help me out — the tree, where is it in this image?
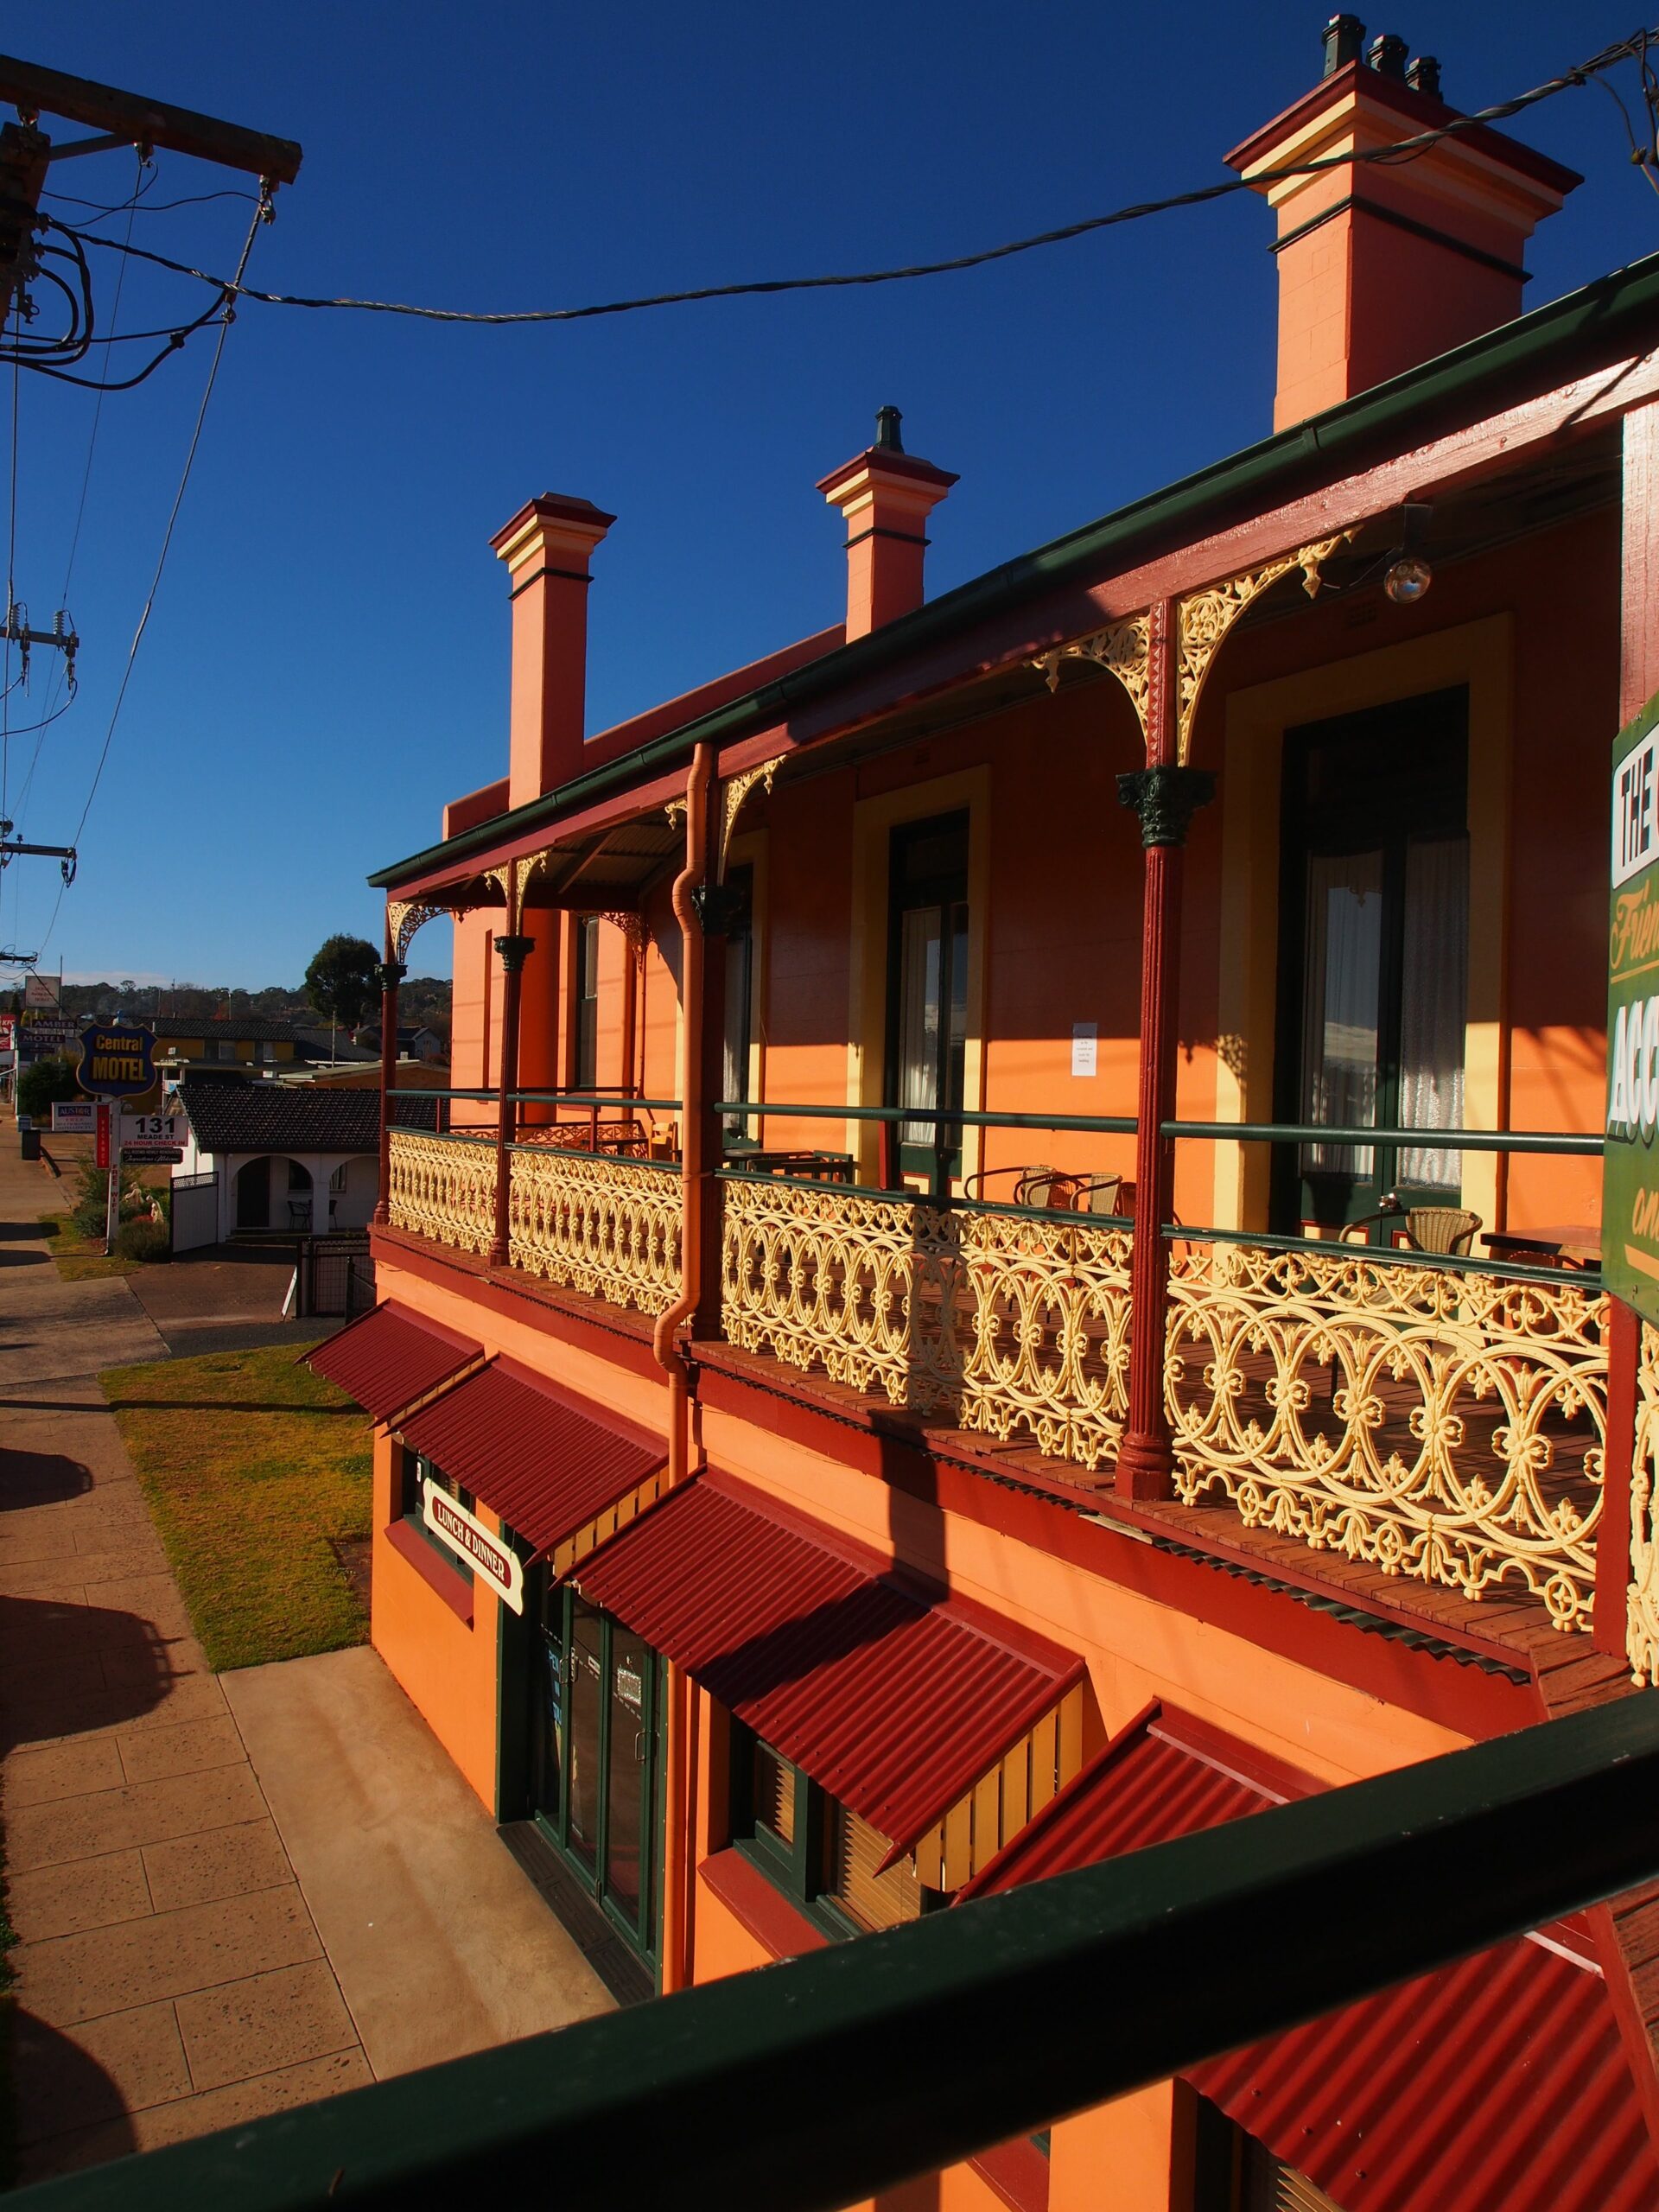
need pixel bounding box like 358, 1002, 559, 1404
16, 1053, 81, 1119
304, 934, 381, 1038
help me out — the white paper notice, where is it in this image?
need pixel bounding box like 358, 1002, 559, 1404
1071, 1022, 1098, 1077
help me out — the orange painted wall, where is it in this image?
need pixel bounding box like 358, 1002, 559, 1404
368, 1427, 502, 1810
448, 909, 498, 1130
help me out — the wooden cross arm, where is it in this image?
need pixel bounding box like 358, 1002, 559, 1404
0, 53, 302, 184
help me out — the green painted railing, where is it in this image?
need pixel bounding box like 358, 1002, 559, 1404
13, 1697, 1659, 2211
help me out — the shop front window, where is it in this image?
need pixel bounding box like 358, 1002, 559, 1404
401, 1449, 474, 1584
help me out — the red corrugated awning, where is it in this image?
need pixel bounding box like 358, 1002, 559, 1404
960, 1703, 1659, 2212
397, 1357, 666, 1566
305, 1300, 482, 1427
573, 1469, 1084, 1856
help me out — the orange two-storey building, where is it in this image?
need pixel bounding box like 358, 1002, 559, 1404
315, 22, 1659, 2211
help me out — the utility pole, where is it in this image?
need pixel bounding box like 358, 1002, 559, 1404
0, 53, 302, 313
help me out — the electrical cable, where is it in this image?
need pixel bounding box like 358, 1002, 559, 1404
35, 197, 265, 959
52, 26, 1659, 330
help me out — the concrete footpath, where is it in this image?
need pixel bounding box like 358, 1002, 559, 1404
0, 1130, 610, 2181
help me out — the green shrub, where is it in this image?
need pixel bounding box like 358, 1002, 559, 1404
16, 1053, 80, 1121
113, 1217, 169, 1263
68, 1161, 149, 1238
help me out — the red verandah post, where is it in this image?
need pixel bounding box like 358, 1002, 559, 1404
1115, 599, 1214, 1501
491, 893, 533, 1268
372, 927, 405, 1229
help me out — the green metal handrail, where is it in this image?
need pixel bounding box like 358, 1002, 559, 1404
14, 1696, 1659, 2211
1163, 1118, 1604, 1155
1167, 1219, 1599, 1288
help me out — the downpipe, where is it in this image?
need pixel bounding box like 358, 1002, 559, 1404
654, 739, 712, 1993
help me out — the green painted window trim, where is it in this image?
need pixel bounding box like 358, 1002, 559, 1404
400, 1447, 474, 1585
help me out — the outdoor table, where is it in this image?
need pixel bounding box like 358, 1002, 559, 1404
1482, 1224, 1602, 1269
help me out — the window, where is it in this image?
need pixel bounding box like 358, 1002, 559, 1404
575, 916, 601, 1090
887, 813, 969, 1185
205, 1039, 235, 1063
1193, 2096, 1344, 2212
257, 1041, 276, 1064
732, 1723, 933, 1936
401, 1448, 475, 1582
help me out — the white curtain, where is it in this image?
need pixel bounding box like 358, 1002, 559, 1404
899, 906, 943, 1147
1300, 852, 1382, 1179
1398, 836, 1468, 1193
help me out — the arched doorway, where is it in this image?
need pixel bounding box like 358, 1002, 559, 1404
284, 1160, 314, 1231
234, 1157, 270, 1230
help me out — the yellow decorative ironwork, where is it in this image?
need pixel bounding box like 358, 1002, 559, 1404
719, 1179, 1132, 1467
1033, 614, 1151, 739
720, 760, 779, 870
1175, 533, 1349, 761
664, 796, 688, 830
1166, 1239, 1608, 1630
507, 1144, 682, 1317
385, 1129, 494, 1255
1627, 1320, 1659, 1683
386, 899, 449, 964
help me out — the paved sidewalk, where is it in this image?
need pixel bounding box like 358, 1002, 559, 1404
1, 1125, 611, 2180
225, 1649, 613, 2077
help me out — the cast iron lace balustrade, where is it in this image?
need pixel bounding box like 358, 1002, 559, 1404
1627, 1320, 1659, 1683
1165, 1238, 1608, 1631
719, 1177, 1134, 1466
507, 1142, 682, 1316
385, 1129, 495, 1257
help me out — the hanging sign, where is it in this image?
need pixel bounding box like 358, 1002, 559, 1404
119, 1110, 183, 1161
420, 1477, 524, 1613
77, 1023, 156, 1098
1606, 693, 1659, 1321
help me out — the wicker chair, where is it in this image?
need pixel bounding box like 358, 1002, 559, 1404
1343, 1203, 1482, 1255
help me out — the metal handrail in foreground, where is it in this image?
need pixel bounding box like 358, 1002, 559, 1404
13, 1696, 1659, 2212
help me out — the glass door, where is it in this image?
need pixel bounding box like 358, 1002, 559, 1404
1274, 690, 1469, 1236
887, 812, 969, 1190
529, 1581, 660, 1962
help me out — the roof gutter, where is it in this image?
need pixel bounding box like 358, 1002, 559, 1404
371, 247, 1659, 893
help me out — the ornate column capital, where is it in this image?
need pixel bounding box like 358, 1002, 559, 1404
690, 882, 749, 938
1116, 765, 1216, 848
375, 960, 408, 994
493, 933, 534, 974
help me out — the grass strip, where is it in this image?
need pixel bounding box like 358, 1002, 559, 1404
35, 1214, 140, 1281
100, 1342, 372, 1671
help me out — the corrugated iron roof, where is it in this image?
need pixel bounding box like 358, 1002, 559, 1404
962, 1704, 1659, 2212
573, 1469, 1084, 1853
396, 1357, 664, 1560
305, 1300, 481, 1426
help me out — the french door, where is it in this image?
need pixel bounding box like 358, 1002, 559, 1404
887, 811, 969, 1187
531, 1579, 660, 1963
1274, 689, 1469, 1235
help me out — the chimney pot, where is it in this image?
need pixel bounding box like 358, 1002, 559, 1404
817, 414, 957, 641
1322, 14, 1366, 76
1367, 32, 1408, 77
1405, 54, 1440, 96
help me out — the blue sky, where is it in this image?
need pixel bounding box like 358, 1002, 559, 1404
3, 2, 1655, 987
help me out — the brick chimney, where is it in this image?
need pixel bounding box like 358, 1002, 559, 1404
490, 493, 615, 809
1227, 17, 1581, 431
817, 408, 957, 640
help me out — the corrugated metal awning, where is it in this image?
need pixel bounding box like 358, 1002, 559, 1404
960, 1703, 1659, 2212
397, 1357, 667, 1571
574, 1470, 1086, 1868
305, 1301, 483, 1427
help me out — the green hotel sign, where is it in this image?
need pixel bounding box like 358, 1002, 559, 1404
1607, 691, 1659, 1322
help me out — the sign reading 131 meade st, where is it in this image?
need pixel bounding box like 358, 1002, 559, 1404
1607, 693, 1659, 1322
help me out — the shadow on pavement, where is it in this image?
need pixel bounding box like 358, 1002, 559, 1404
10, 2012, 140, 2171
1, 1593, 181, 1755
0, 1448, 92, 1508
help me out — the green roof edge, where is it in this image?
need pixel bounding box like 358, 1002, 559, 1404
371, 245, 1659, 892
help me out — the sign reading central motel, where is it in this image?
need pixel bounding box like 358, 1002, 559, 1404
76, 1023, 156, 1099
1607, 696, 1659, 1322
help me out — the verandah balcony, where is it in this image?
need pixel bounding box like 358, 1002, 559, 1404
382, 1097, 1613, 1642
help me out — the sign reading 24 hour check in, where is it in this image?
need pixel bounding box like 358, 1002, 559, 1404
420, 1478, 524, 1613
1607, 693, 1659, 1323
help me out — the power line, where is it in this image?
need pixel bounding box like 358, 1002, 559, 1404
54, 27, 1659, 331
35, 195, 265, 960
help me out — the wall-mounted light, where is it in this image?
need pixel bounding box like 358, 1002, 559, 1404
1383, 502, 1433, 604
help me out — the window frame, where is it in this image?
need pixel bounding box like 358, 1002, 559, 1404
729, 1719, 939, 1941
884, 810, 970, 1191
400, 1446, 476, 1586
574, 915, 601, 1090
